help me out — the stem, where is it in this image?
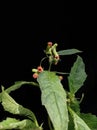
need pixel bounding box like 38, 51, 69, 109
79, 93, 84, 104
40, 57, 48, 66
48, 62, 52, 71
55, 71, 69, 75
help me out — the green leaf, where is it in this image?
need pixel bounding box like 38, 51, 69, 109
37, 71, 69, 130
80, 113, 97, 130
58, 49, 82, 55
68, 107, 91, 130
70, 99, 80, 115
68, 56, 87, 94
5, 81, 39, 93
68, 114, 74, 130
0, 117, 42, 130
67, 92, 80, 114
0, 81, 39, 102
1, 89, 38, 125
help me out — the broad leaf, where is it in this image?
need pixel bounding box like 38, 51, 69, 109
1, 89, 38, 125
68, 56, 87, 94
0, 81, 39, 102
58, 49, 82, 55
37, 71, 69, 130
68, 107, 91, 130
80, 113, 97, 130
0, 117, 42, 130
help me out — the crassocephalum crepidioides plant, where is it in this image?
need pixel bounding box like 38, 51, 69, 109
0, 42, 97, 130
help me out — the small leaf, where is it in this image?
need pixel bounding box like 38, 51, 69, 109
1, 89, 38, 125
68, 107, 91, 130
68, 56, 87, 94
0, 117, 42, 130
37, 71, 69, 130
58, 49, 82, 55
80, 113, 97, 130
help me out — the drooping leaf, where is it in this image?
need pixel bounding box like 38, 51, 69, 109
68, 107, 91, 130
80, 113, 97, 130
68, 56, 87, 94
1, 88, 38, 125
58, 49, 82, 56
37, 71, 69, 130
6, 81, 39, 93
0, 81, 39, 102
0, 117, 42, 130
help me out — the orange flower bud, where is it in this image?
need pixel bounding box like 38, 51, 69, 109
55, 55, 60, 60
37, 66, 43, 72
47, 42, 53, 47
32, 73, 39, 79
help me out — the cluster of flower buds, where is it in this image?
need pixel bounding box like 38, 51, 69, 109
32, 66, 43, 79
45, 42, 60, 65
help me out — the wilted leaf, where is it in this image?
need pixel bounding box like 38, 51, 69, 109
0, 117, 42, 130
1, 89, 38, 125
37, 71, 69, 130
0, 81, 39, 102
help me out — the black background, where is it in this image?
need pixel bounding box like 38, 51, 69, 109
0, 2, 97, 129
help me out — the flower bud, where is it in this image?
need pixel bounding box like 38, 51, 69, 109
55, 55, 60, 60
32, 69, 38, 73
32, 73, 39, 79
37, 66, 43, 72
47, 42, 53, 47
59, 76, 63, 80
